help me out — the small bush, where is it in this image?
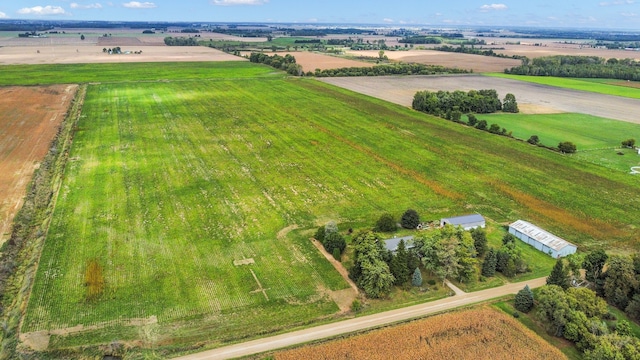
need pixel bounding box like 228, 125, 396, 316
513, 311, 520, 318
427, 279, 436, 286
375, 213, 397, 232
351, 299, 362, 312
332, 247, 341, 261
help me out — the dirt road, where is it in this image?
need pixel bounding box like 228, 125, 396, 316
319, 74, 640, 124
173, 277, 547, 360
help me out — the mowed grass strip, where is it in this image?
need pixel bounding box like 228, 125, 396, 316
24, 76, 640, 342
487, 73, 640, 99
0, 61, 277, 86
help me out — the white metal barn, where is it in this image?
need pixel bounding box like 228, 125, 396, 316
440, 214, 486, 230
383, 236, 415, 253
508, 220, 577, 258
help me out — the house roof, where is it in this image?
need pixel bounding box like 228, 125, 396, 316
509, 220, 576, 252
383, 236, 415, 252
441, 214, 485, 226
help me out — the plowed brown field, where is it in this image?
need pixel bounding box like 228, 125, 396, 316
275, 307, 566, 360
0, 85, 77, 243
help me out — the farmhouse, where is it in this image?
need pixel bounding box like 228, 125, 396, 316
383, 236, 415, 252
440, 214, 486, 230
508, 220, 577, 258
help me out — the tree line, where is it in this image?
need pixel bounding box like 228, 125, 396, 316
412, 89, 518, 116
163, 36, 199, 46
247, 53, 469, 77
506, 55, 640, 81
432, 45, 527, 61
248, 52, 303, 76
513, 250, 640, 360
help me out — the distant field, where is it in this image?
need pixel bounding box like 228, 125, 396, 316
480, 112, 640, 172
0, 61, 272, 85
275, 307, 566, 360
488, 73, 640, 99
480, 113, 640, 150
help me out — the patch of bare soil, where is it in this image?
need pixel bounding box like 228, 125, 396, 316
0, 45, 244, 65
319, 74, 640, 124
344, 50, 521, 73
283, 52, 374, 72
518, 103, 564, 114
0, 85, 78, 244
310, 238, 359, 304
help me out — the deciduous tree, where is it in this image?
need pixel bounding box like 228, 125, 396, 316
401, 209, 420, 229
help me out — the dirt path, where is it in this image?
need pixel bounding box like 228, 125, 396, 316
173, 277, 547, 360
319, 74, 640, 125
310, 239, 359, 294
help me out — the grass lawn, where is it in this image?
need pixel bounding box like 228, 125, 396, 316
19, 64, 640, 353
486, 73, 640, 99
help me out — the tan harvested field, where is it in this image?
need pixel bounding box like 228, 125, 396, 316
319, 74, 640, 124
274, 307, 566, 360
0, 45, 243, 65
345, 49, 521, 73
476, 37, 640, 60
0, 85, 77, 243
285, 51, 374, 71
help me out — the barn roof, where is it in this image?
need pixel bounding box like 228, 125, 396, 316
509, 220, 576, 252
383, 236, 415, 252
441, 214, 485, 226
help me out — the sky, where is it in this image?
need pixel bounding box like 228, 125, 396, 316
0, 1, 639, 30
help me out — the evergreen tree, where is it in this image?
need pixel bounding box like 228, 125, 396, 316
604, 255, 638, 310
547, 258, 570, 290
314, 226, 326, 242
412, 267, 423, 287
323, 232, 346, 256
401, 209, 420, 229
470, 227, 488, 257
496, 248, 510, 273
514, 285, 534, 313
481, 248, 497, 277
390, 240, 410, 285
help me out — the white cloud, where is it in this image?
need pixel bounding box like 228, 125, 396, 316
621, 12, 637, 16
123, 1, 156, 8
0, 11, 6, 18
480, 4, 508, 11
383, 18, 394, 23
212, 0, 269, 5
17, 6, 66, 15
71, 3, 103, 9
599, 0, 634, 5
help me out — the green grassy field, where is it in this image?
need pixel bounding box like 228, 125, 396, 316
479, 112, 640, 172
17, 63, 640, 352
487, 73, 640, 99
0, 61, 277, 86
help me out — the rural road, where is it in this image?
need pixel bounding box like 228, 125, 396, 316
173, 276, 547, 360
319, 74, 640, 124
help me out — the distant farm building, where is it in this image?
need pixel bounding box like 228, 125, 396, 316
508, 220, 577, 258
440, 214, 486, 230
383, 236, 415, 253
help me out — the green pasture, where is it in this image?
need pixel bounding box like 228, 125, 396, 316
22, 69, 640, 349
487, 73, 640, 99
0, 61, 276, 86
479, 112, 640, 172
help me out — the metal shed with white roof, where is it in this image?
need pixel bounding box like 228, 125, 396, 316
508, 220, 577, 258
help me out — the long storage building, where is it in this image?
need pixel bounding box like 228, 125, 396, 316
508, 220, 577, 258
